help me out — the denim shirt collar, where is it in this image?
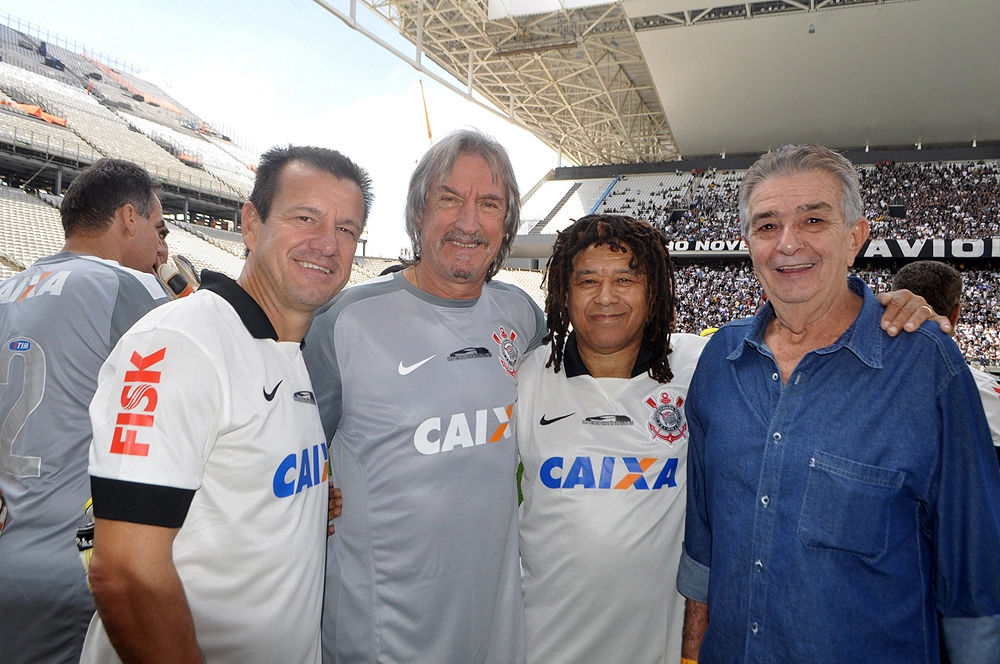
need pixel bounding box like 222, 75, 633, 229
728, 276, 883, 370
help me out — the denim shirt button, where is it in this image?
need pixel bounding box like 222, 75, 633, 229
772, 432, 781, 442
755, 559, 763, 571
760, 495, 769, 506
771, 372, 778, 381
751, 621, 759, 634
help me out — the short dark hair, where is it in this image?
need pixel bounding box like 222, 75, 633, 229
543, 214, 676, 383
404, 129, 520, 280
60, 158, 159, 237
891, 260, 962, 317
249, 145, 373, 226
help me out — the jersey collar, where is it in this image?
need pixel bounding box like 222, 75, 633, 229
199, 270, 289, 344
563, 331, 650, 378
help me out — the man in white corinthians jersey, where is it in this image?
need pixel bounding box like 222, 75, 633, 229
305, 128, 545, 663
518, 214, 949, 664
82, 145, 371, 664
0, 159, 169, 664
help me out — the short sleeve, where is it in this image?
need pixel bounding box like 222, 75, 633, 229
525, 297, 546, 352
972, 369, 1000, 448
89, 326, 225, 524
303, 308, 344, 443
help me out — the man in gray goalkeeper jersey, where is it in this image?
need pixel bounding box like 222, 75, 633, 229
0, 159, 169, 664
305, 129, 544, 663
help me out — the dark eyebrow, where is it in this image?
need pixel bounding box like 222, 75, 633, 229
437, 185, 463, 198
796, 202, 833, 214
437, 185, 505, 204
287, 205, 324, 217
750, 209, 777, 223
751, 201, 833, 223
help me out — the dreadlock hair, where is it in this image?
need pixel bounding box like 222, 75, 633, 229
543, 213, 676, 382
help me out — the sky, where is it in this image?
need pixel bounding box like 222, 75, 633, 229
2, 0, 560, 258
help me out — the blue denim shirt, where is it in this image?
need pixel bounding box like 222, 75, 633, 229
678, 277, 1000, 663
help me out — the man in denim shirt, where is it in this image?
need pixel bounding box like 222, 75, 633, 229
677, 144, 1000, 663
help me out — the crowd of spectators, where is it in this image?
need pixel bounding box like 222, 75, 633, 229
861, 161, 1000, 239
596, 160, 1000, 242
672, 263, 1000, 365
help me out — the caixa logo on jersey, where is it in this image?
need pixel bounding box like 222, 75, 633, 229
109, 348, 166, 457
273, 443, 329, 498
540, 456, 678, 490
414, 404, 513, 455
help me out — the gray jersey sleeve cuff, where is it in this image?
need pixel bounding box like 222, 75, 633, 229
677, 546, 711, 604
941, 615, 1000, 664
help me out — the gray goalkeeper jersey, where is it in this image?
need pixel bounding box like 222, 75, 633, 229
304, 271, 545, 664
0, 252, 167, 664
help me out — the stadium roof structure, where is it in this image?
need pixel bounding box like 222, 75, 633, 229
318, 0, 1000, 165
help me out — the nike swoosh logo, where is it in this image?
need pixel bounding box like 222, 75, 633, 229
263, 380, 282, 401
398, 355, 436, 375
540, 413, 575, 426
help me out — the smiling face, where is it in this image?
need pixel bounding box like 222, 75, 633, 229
568, 242, 649, 362
416, 152, 507, 298
745, 169, 869, 316
242, 160, 365, 317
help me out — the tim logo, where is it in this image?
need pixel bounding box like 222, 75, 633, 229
492, 326, 519, 377
110, 348, 166, 457
540, 456, 678, 490
645, 390, 688, 445
8, 340, 31, 352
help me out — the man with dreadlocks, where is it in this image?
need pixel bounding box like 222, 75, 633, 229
516, 213, 707, 664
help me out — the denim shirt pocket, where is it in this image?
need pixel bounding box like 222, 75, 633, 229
798, 451, 906, 559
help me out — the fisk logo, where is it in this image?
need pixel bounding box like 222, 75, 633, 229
273, 443, 329, 498
110, 348, 166, 457
540, 456, 678, 490
0, 270, 70, 303
414, 404, 513, 455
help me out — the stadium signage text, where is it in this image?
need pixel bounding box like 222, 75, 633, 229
859, 238, 1000, 259
664, 238, 1000, 259
666, 240, 748, 252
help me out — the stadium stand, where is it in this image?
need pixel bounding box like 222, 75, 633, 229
518, 180, 575, 233
0, 183, 64, 268
172, 220, 245, 258
542, 177, 616, 235
0, 63, 237, 197
121, 113, 255, 196
521, 160, 1000, 243
165, 222, 245, 280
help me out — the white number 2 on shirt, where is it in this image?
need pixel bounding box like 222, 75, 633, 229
0, 338, 45, 477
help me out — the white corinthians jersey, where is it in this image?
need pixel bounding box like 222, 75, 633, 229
304, 271, 545, 664
970, 365, 1000, 448
0, 253, 166, 664
82, 272, 327, 664
517, 332, 708, 664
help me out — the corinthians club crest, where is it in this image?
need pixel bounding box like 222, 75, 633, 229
492, 326, 519, 377
645, 390, 688, 445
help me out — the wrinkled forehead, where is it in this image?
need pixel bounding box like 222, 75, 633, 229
431, 152, 506, 194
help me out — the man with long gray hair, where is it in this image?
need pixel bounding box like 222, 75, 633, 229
678, 144, 1000, 663
305, 128, 544, 663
